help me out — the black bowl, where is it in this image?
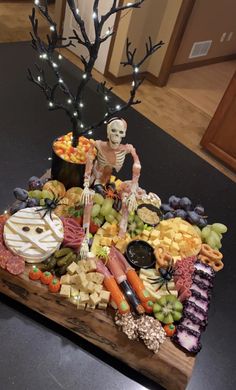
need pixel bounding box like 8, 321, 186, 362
125, 240, 156, 269
137, 203, 163, 227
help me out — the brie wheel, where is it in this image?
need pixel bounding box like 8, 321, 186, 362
3, 207, 64, 263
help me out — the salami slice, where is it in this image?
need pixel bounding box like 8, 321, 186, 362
6, 256, 25, 275
0, 250, 12, 269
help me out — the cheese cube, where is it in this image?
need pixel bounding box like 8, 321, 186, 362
76, 264, 85, 274
67, 261, 79, 275
79, 292, 90, 303
98, 302, 108, 310
95, 228, 104, 236
142, 230, 150, 238
69, 297, 78, 305
100, 237, 113, 246
60, 274, 71, 285
112, 235, 119, 244
102, 222, 112, 231
152, 238, 161, 247
94, 284, 103, 294
173, 255, 181, 262
174, 233, 183, 242
150, 230, 160, 240
86, 259, 97, 272
171, 242, 180, 251
89, 292, 101, 306
92, 272, 104, 285
86, 281, 96, 293
179, 224, 188, 233
115, 239, 127, 253
76, 272, 87, 285
60, 284, 71, 298
70, 286, 79, 297
77, 302, 86, 310
99, 290, 110, 303
86, 303, 96, 310
80, 280, 89, 292
86, 273, 94, 281
162, 237, 172, 246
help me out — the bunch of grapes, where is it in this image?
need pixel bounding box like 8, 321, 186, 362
201, 223, 227, 250
161, 195, 207, 228
91, 193, 122, 227
127, 212, 145, 238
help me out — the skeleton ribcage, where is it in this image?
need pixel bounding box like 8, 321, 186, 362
97, 149, 126, 172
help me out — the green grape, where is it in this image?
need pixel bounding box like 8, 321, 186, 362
128, 213, 135, 223
41, 190, 54, 200
91, 204, 101, 218
211, 223, 228, 234
193, 225, 201, 237
93, 193, 104, 206
135, 228, 142, 235
207, 234, 218, 249
29, 190, 42, 200
116, 213, 122, 222
110, 208, 119, 218
105, 214, 115, 223
97, 214, 105, 224
100, 198, 113, 216
93, 217, 103, 227
201, 226, 212, 240
208, 230, 221, 247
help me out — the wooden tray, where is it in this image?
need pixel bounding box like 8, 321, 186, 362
0, 266, 195, 390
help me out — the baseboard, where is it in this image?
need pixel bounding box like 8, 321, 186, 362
171, 53, 236, 73
105, 70, 162, 87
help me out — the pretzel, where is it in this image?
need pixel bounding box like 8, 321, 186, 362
198, 244, 224, 272
155, 246, 172, 268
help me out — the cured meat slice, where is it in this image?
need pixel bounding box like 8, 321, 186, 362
0, 250, 12, 269
62, 217, 85, 250
172, 325, 202, 354
6, 256, 25, 275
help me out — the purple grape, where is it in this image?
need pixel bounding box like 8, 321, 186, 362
168, 195, 180, 209
161, 203, 174, 213
174, 209, 187, 219
28, 176, 43, 190
9, 201, 27, 215
194, 205, 205, 216
179, 197, 192, 211
198, 218, 208, 228
13, 188, 28, 202
27, 198, 40, 207
187, 211, 201, 225
163, 211, 174, 220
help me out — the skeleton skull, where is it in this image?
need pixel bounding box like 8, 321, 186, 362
107, 118, 127, 149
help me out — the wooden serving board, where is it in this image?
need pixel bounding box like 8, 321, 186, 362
0, 266, 195, 390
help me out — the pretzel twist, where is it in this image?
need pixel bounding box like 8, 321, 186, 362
198, 244, 224, 272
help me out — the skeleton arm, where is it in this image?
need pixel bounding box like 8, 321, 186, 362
125, 144, 141, 212
81, 142, 96, 205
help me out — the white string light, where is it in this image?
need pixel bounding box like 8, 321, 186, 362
127, 2, 133, 6
34, 0, 39, 5
88, 130, 93, 135
132, 81, 135, 87
50, 25, 55, 32
67, 99, 72, 104
3, 210, 8, 214
82, 73, 87, 79
80, 123, 84, 128
116, 105, 121, 110
105, 27, 111, 36
104, 121, 107, 124
76, 8, 79, 15
105, 113, 108, 117
92, 12, 97, 19
52, 62, 58, 68
79, 102, 84, 107
37, 76, 41, 82
73, 112, 78, 117
48, 157, 52, 161
104, 95, 109, 101
59, 78, 63, 83
58, 54, 62, 60
49, 101, 54, 107
134, 66, 139, 73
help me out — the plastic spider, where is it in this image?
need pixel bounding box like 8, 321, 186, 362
37, 193, 63, 219
94, 182, 122, 211
148, 259, 175, 294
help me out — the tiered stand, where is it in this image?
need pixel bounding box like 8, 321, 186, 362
0, 264, 195, 390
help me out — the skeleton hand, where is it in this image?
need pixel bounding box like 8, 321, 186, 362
126, 191, 138, 213
81, 185, 94, 205
80, 237, 89, 259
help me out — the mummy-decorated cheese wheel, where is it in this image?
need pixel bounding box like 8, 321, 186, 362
3, 207, 64, 263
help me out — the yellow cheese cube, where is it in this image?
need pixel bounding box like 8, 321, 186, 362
98, 302, 108, 310
115, 239, 127, 253
142, 230, 150, 238
171, 242, 180, 251
102, 222, 112, 231
94, 284, 103, 294
112, 235, 119, 244
60, 274, 70, 285
89, 292, 101, 306
86, 303, 96, 310
150, 230, 160, 240
173, 255, 181, 262
174, 233, 183, 242
99, 290, 110, 303
92, 272, 104, 285
179, 224, 188, 233
69, 297, 78, 305
70, 286, 79, 297
79, 292, 90, 303
67, 261, 79, 275
86, 259, 97, 272
162, 237, 172, 246
95, 228, 104, 236
152, 238, 161, 247
60, 284, 71, 298
100, 237, 113, 246
80, 280, 89, 292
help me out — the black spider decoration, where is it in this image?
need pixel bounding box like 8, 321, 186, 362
148, 259, 175, 294
37, 193, 63, 219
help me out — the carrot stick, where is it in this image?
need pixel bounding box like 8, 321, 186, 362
126, 269, 152, 304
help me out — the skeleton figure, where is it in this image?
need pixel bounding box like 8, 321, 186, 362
81, 118, 141, 240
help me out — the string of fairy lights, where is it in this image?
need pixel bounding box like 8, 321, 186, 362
33, 0, 141, 134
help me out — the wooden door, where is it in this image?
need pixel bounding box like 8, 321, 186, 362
63, 0, 116, 74
201, 70, 236, 172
